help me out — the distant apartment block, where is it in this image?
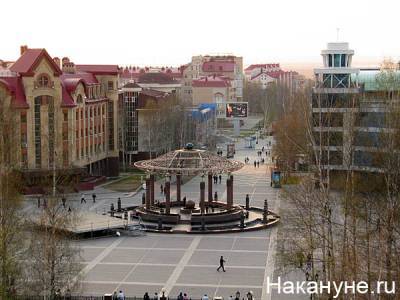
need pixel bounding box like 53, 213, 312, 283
182, 55, 244, 105
245, 63, 304, 92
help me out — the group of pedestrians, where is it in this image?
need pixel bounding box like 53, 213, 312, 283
141, 289, 255, 300
213, 174, 222, 184
112, 290, 126, 299
80, 193, 97, 204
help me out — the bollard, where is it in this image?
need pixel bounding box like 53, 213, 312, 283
240, 211, 245, 229
263, 199, 269, 224
117, 197, 122, 211
158, 217, 162, 230
110, 203, 115, 217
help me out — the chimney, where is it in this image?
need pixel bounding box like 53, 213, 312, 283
20, 45, 28, 56
62, 57, 75, 74
53, 57, 61, 69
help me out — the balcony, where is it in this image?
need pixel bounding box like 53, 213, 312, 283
34, 80, 55, 89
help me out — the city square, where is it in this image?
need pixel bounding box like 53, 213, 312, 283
72, 137, 302, 299
1, 1, 400, 298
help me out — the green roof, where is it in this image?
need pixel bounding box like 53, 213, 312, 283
352, 70, 400, 91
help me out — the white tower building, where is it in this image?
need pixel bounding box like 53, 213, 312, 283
314, 42, 359, 91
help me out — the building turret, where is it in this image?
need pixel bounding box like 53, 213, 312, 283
314, 42, 359, 90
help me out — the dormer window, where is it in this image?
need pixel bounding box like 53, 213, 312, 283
38, 74, 50, 87
77, 94, 83, 104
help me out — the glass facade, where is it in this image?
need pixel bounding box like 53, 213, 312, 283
123, 91, 138, 152
48, 97, 55, 167
108, 102, 114, 151
34, 97, 42, 168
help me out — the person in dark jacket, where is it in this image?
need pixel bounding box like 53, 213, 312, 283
217, 255, 226, 272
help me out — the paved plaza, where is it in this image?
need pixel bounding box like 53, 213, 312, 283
24, 136, 306, 299
73, 138, 306, 299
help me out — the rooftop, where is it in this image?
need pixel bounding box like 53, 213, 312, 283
192, 76, 230, 88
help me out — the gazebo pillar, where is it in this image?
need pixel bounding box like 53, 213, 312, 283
176, 174, 181, 202
230, 174, 234, 209
165, 178, 171, 214
150, 174, 155, 206
226, 177, 233, 209
200, 180, 205, 214
208, 173, 213, 203
145, 177, 151, 210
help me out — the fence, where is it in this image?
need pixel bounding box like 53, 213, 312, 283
16, 297, 195, 300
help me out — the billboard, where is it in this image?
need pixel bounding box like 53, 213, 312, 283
225, 102, 248, 118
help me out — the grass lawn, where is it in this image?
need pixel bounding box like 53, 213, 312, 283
105, 175, 143, 192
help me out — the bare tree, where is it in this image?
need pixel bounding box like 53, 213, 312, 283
26, 196, 81, 298
0, 89, 24, 299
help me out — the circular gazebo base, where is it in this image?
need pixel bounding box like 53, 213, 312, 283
126, 202, 280, 234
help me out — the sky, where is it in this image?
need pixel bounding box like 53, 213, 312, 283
1, 0, 400, 73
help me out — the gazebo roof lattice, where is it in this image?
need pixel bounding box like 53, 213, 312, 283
134, 147, 244, 175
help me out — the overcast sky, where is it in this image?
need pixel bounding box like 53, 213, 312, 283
2, 0, 399, 70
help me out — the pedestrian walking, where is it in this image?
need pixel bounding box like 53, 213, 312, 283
160, 290, 167, 300
92, 193, 96, 203
37, 197, 41, 208
153, 292, 159, 300
80, 194, 86, 204
201, 294, 209, 300
143, 292, 150, 300
183, 293, 189, 300
219, 174, 222, 184
254, 161, 256, 168
214, 191, 218, 202
257, 161, 260, 168
262, 146, 264, 152
217, 255, 226, 272
183, 196, 187, 206
68, 206, 72, 213
142, 192, 146, 204
112, 291, 118, 300
246, 291, 254, 300
160, 184, 163, 194
61, 197, 66, 208
177, 292, 184, 300
117, 290, 125, 300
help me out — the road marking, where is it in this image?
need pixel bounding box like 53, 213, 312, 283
162, 236, 201, 296
262, 191, 280, 300
76, 237, 125, 285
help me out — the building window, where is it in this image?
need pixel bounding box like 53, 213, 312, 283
48, 97, 55, 167
328, 55, 333, 67
341, 55, 346, 67
20, 112, 27, 123
63, 111, 68, 122
108, 102, 114, 151
34, 96, 42, 168
108, 81, 114, 91
37, 74, 50, 87
77, 94, 83, 104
